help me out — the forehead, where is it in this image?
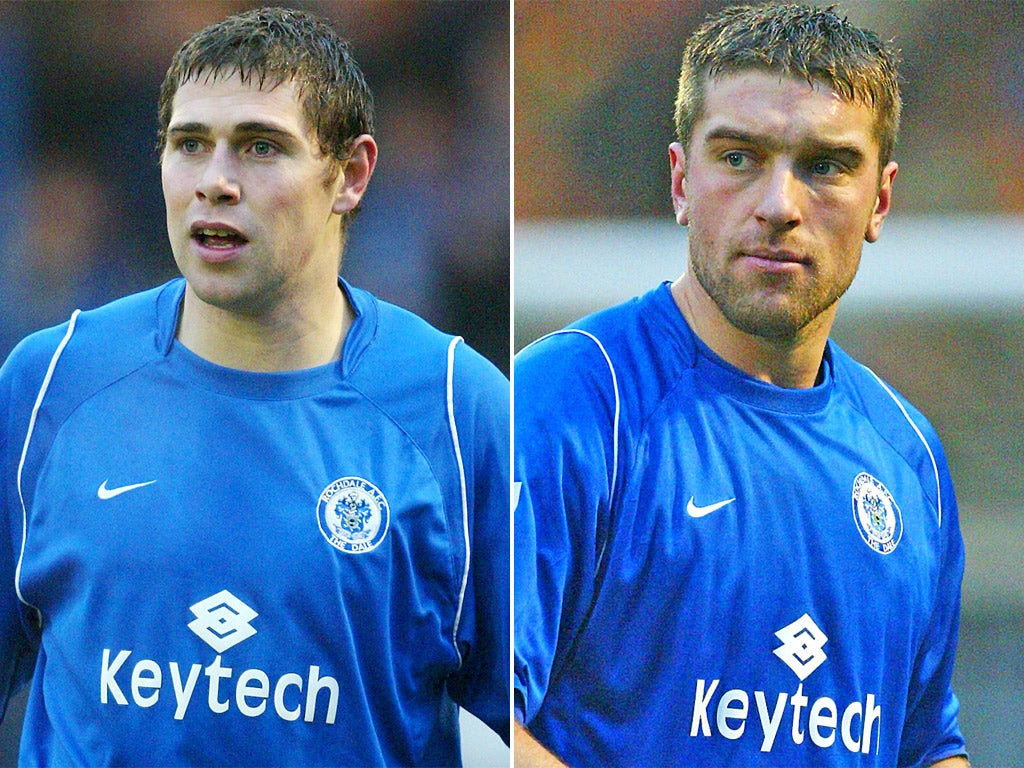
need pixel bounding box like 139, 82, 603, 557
696, 69, 878, 151
168, 72, 307, 134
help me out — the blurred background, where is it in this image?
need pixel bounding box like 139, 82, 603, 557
516, 1, 1023, 766
0, 0, 508, 765
0, 0, 509, 375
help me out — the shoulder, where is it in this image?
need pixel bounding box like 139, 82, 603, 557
515, 325, 626, 445
516, 284, 693, 424
829, 340, 951, 514
519, 292, 645, 364
346, 283, 472, 370
1, 281, 179, 401
1, 282, 180, 511
829, 341, 938, 441
344, 283, 508, 415
518, 289, 648, 394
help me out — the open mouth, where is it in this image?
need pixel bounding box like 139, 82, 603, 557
192, 226, 248, 249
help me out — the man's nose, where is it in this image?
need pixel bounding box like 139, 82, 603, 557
195, 144, 240, 204
753, 163, 802, 231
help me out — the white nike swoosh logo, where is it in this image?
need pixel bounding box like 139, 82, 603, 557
686, 496, 736, 518
97, 479, 157, 500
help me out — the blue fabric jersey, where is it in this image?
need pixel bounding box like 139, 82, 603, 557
0, 278, 510, 766
514, 283, 966, 767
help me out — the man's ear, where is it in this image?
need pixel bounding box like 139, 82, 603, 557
669, 142, 689, 226
333, 134, 377, 215
865, 160, 898, 243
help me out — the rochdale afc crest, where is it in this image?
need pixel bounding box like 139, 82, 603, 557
317, 477, 390, 554
851, 472, 903, 554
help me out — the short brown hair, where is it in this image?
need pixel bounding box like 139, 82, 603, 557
674, 3, 901, 168
157, 6, 373, 199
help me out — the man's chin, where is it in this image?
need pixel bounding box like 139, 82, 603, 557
719, 296, 834, 343
182, 275, 275, 320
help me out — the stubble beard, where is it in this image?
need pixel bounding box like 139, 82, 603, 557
687, 228, 857, 343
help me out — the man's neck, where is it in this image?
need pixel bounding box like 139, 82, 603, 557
176, 283, 353, 373
670, 273, 833, 390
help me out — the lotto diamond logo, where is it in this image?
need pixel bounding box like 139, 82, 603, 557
773, 613, 828, 681
188, 590, 258, 653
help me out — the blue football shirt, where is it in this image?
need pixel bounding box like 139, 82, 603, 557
515, 283, 966, 767
0, 278, 509, 765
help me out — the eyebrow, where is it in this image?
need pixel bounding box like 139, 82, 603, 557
703, 126, 867, 168
166, 121, 300, 142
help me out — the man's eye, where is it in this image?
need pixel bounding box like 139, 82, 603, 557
811, 159, 841, 176
724, 151, 748, 168
251, 140, 275, 157
181, 138, 201, 154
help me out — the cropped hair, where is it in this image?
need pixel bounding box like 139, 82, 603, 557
674, 3, 901, 168
156, 6, 373, 181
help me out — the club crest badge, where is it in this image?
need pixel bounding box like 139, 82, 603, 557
851, 472, 903, 555
317, 477, 390, 554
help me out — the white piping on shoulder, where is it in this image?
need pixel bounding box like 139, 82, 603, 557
864, 366, 943, 527
15, 310, 82, 616
446, 336, 470, 667
522, 329, 621, 501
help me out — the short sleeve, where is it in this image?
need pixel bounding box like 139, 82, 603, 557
897, 419, 968, 766
513, 331, 619, 724
0, 348, 42, 723
444, 341, 511, 744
